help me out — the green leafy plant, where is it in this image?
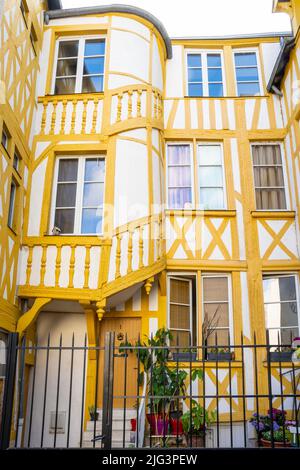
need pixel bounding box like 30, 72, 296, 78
181, 399, 216, 435
262, 428, 291, 443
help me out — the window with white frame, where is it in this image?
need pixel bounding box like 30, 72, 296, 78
54, 37, 105, 95
168, 276, 196, 347
167, 144, 193, 209
202, 275, 231, 347
252, 144, 287, 210
234, 51, 261, 96
8, 179, 17, 229
197, 144, 225, 209
263, 274, 299, 348
52, 156, 105, 234
187, 52, 224, 97
1, 125, 9, 153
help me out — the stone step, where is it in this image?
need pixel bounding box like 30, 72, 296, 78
84, 429, 132, 442
95, 409, 136, 419
83, 440, 135, 448
86, 420, 132, 431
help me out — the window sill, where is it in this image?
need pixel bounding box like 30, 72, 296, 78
165, 209, 236, 217
167, 360, 243, 368
183, 95, 268, 100
251, 210, 295, 219
263, 361, 297, 368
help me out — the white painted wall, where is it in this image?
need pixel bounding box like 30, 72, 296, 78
27, 158, 48, 236
23, 312, 87, 448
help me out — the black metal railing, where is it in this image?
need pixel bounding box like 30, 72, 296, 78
0, 331, 299, 450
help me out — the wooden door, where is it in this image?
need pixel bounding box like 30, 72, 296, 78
98, 317, 141, 408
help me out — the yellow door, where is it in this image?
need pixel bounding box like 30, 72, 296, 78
98, 317, 141, 408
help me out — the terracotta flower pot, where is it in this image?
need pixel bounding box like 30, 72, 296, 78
185, 433, 205, 448
260, 438, 291, 448
146, 413, 169, 435
170, 417, 183, 435
130, 418, 137, 432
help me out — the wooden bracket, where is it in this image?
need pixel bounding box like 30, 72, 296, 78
17, 298, 52, 335
144, 276, 155, 295
96, 299, 106, 321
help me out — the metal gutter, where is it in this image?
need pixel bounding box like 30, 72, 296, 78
171, 31, 292, 41
44, 4, 173, 59
47, 0, 62, 10
267, 36, 295, 93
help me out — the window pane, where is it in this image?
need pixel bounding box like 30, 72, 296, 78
237, 82, 260, 96
83, 182, 103, 206
81, 208, 102, 233
264, 276, 296, 303
170, 305, 190, 330
55, 77, 76, 94
207, 329, 229, 347
203, 277, 228, 302
204, 303, 229, 327
188, 68, 202, 82
168, 166, 191, 187
200, 188, 224, 209
208, 68, 222, 82
187, 54, 201, 67
8, 182, 16, 227
199, 166, 223, 187
253, 145, 282, 165
199, 145, 222, 165
279, 276, 297, 301
265, 303, 298, 329
236, 67, 259, 82
168, 145, 190, 165
207, 54, 221, 67
58, 41, 78, 58
234, 52, 257, 66
83, 57, 104, 75
56, 183, 77, 207
84, 39, 105, 56
255, 188, 286, 210
56, 59, 77, 77
170, 278, 190, 303
85, 159, 105, 182
82, 75, 103, 93
208, 83, 223, 97
54, 208, 75, 233
168, 188, 192, 209
188, 83, 203, 96
58, 159, 78, 182
253, 166, 285, 187
170, 330, 191, 347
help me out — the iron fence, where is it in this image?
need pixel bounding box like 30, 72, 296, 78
0, 331, 299, 450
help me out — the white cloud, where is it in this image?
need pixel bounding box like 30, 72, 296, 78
61, 0, 291, 37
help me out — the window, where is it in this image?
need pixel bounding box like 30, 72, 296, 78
234, 51, 261, 96
167, 144, 193, 209
252, 144, 287, 210
187, 52, 224, 97
30, 26, 37, 56
198, 144, 225, 209
168, 276, 196, 347
263, 275, 299, 348
8, 179, 17, 229
52, 156, 105, 234
13, 149, 20, 172
202, 275, 231, 347
54, 38, 105, 94
1, 125, 9, 152
20, 0, 28, 27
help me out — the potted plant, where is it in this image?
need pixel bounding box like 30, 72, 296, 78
88, 405, 99, 421
249, 408, 291, 446
181, 399, 216, 447
207, 347, 234, 361
260, 428, 291, 447
172, 347, 197, 362
269, 346, 293, 362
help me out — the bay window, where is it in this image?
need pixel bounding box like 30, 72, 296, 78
54, 37, 105, 94
52, 156, 105, 235
263, 274, 299, 348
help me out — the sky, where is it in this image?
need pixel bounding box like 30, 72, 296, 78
61, 0, 292, 37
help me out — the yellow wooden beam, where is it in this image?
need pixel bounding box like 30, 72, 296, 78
16, 298, 52, 335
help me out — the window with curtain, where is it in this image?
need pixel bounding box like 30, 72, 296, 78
198, 144, 225, 209
202, 275, 231, 347
187, 52, 224, 97
53, 156, 105, 234
167, 144, 193, 209
234, 51, 261, 96
263, 275, 299, 348
252, 144, 287, 210
169, 277, 193, 347
54, 38, 105, 94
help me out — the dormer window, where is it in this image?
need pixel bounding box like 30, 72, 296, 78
53, 37, 106, 95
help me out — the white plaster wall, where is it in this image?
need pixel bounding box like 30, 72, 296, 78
37, 30, 52, 97
27, 158, 48, 236
23, 312, 87, 448
152, 35, 163, 91
165, 45, 183, 97
261, 42, 281, 85
114, 139, 149, 227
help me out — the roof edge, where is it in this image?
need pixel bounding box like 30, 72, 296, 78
267, 36, 295, 93
44, 4, 172, 59
171, 31, 292, 41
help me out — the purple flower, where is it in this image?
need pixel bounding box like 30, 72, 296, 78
272, 422, 280, 431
